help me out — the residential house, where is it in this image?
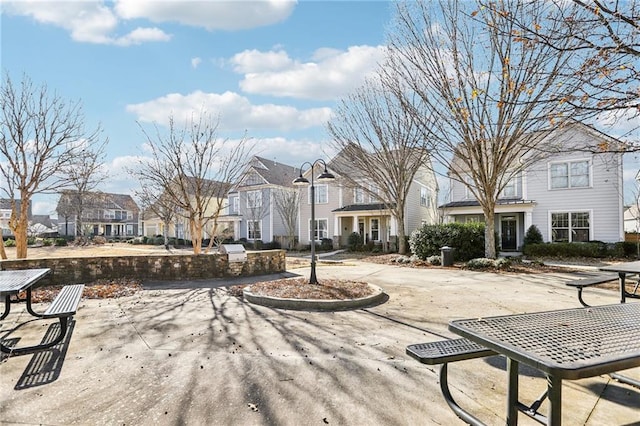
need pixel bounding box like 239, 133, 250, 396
439, 121, 625, 251
142, 177, 233, 243
297, 151, 440, 251
56, 191, 140, 238
29, 214, 57, 237
0, 199, 32, 237
624, 205, 640, 233
222, 156, 299, 246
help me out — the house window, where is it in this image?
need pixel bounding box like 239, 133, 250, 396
248, 220, 261, 240
420, 187, 430, 207
501, 177, 518, 198
551, 212, 590, 242
369, 185, 380, 203
371, 219, 380, 241
550, 160, 590, 189
126, 224, 134, 236
354, 187, 365, 204
309, 219, 328, 241
247, 190, 262, 208
465, 176, 476, 199
310, 185, 328, 204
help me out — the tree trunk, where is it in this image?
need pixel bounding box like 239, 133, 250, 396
483, 205, 497, 259
14, 211, 29, 259
191, 221, 202, 254
0, 239, 7, 260
397, 217, 407, 255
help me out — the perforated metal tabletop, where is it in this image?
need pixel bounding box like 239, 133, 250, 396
0, 269, 51, 295
450, 303, 640, 380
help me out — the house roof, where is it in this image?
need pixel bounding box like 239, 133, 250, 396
0, 198, 31, 216
57, 191, 139, 212
439, 198, 535, 209
333, 203, 394, 212
241, 156, 299, 188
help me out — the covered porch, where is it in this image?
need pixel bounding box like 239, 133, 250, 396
439, 199, 536, 252
332, 204, 396, 251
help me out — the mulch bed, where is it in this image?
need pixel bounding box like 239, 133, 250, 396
245, 277, 373, 300
22, 279, 143, 303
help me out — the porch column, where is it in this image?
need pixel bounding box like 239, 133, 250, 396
334, 216, 340, 237
524, 212, 533, 233
353, 215, 359, 232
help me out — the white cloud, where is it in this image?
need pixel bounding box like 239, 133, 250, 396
126, 90, 331, 131
2, 1, 170, 46
191, 57, 202, 69
114, 0, 296, 30
230, 49, 293, 73
2, 0, 294, 45
235, 45, 386, 100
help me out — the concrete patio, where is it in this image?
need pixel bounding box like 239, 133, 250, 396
1, 261, 639, 425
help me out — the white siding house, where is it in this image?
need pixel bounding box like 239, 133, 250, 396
440, 122, 624, 251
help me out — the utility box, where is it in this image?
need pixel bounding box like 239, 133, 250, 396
440, 246, 454, 267
220, 244, 247, 262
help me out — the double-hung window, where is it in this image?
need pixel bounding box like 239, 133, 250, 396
248, 220, 261, 240
311, 185, 328, 204
550, 160, 590, 189
309, 219, 328, 241
420, 187, 430, 207
354, 187, 365, 204
551, 212, 590, 242
247, 190, 262, 208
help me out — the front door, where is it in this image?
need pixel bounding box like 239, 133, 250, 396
501, 217, 517, 251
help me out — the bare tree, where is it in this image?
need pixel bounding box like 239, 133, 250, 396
273, 188, 300, 249
135, 188, 176, 249
327, 77, 431, 255
385, 0, 587, 258
129, 112, 254, 254
0, 73, 103, 258
58, 137, 109, 239
494, 0, 639, 121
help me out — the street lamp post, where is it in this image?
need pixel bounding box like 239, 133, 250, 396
293, 159, 335, 284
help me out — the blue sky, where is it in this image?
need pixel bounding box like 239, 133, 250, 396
1, 0, 392, 215
1, 0, 639, 216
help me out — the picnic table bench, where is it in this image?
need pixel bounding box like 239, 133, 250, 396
565, 272, 639, 307
1, 268, 84, 356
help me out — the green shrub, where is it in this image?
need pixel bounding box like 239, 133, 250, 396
524, 242, 609, 258
42, 238, 53, 246
409, 222, 485, 261
27, 236, 36, 245
4, 238, 16, 247
523, 225, 543, 246
347, 232, 363, 251
54, 238, 67, 246
320, 238, 333, 251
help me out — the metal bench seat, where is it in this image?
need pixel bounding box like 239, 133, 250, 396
565, 273, 632, 307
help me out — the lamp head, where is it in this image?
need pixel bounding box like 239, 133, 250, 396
317, 169, 335, 182
293, 175, 310, 186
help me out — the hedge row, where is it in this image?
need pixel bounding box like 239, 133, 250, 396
524, 241, 640, 258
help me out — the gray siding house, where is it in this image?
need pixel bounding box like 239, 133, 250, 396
297, 151, 439, 250
440, 122, 624, 251
224, 156, 299, 245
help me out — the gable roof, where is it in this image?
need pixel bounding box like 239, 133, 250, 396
240, 156, 298, 188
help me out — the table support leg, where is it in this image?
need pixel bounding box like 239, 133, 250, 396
0, 316, 69, 356
620, 272, 627, 303
507, 358, 519, 426
547, 375, 562, 426
1, 295, 10, 320
438, 363, 487, 426
25, 287, 45, 318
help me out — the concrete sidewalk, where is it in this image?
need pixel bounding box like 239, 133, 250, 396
1, 262, 639, 425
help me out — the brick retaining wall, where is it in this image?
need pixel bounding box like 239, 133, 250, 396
0, 250, 286, 286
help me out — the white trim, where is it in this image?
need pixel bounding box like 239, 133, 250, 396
547, 158, 592, 190
548, 209, 593, 242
